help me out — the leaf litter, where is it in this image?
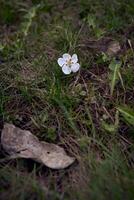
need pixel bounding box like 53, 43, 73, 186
1, 123, 75, 169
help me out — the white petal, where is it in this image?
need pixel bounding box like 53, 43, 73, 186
63, 53, 71, 60
71, 63, 80, 73
71, 54, 78, 63
57, 58, 66, 67
62, 65, 71, 75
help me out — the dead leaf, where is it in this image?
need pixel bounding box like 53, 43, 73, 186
106, 41, 121, 56
83, 38, 121, 57
1, 123, 75, 169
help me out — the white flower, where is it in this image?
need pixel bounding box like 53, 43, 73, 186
57, 53, 80, 75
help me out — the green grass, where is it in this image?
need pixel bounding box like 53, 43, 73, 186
0, 0, 134, 199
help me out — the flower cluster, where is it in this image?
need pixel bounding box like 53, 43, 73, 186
57, 53, 80, 75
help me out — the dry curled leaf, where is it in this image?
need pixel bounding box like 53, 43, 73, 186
83, 38, 121, 57
106, 41, 121, 56
1, 123, 75, 169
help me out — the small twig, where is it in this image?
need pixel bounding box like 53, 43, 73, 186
102, 106, 114, 123
119, 135, 133, 145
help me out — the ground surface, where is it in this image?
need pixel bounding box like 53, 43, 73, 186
0, 0, 134, 199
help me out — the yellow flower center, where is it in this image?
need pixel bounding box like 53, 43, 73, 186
67, 59, 72, 66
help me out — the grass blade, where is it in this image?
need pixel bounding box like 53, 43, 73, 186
109, 59, 122, 96
117, 106, 134, 125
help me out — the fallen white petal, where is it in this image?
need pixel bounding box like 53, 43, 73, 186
57, 58, 66, 67
63, 53, 71, 60
62, 64, 71, 75
71, 63, 80, 73
71, 54, 78, 63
